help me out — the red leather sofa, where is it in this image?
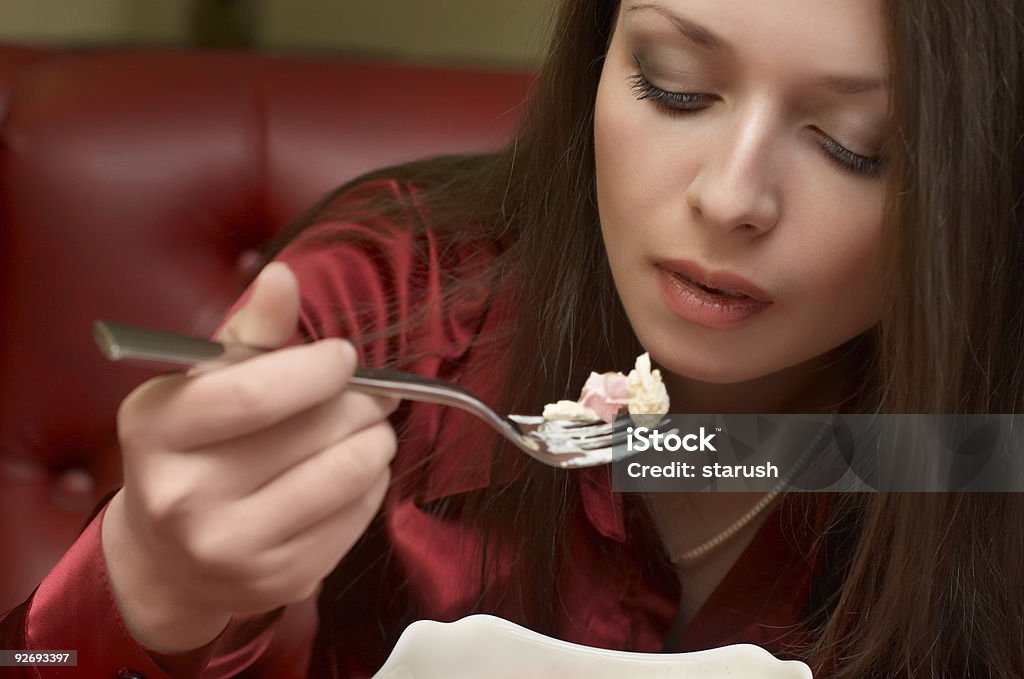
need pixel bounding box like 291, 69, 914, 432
0, 42, 529, 673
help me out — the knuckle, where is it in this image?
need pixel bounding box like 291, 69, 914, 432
323, 338, 356, 371
260, 545, 337, 605
117, 378, 174, 450
213, 310, 246, 344
328, 425, 396, 491
186, 524, 253, 580
138, 480, 211, 546
356, 469, 391, 516
246, 566, 309, 606
371, 422, 398, 462
293, 580, 322, 604
383, 431, 398, 463
322, 449, 372, 495
116, 393, 140, 436
313, 341, 355, 393
224, 373, 273, 425
374, 394, 401, 416
140, 485, 191, 526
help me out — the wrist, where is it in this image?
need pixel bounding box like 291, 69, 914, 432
100, 490, 232, 653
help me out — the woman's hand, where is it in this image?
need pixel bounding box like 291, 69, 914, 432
101, 262, 398, 652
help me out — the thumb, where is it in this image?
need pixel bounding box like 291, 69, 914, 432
215, 262, 300, 349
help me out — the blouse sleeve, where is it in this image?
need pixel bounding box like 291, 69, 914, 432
0, 178, 501, 679
0, 500, 284, 679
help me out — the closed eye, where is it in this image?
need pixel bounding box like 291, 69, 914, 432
628, 60, 884, 179
628, 71, 712, 115
811, 128, 883, 178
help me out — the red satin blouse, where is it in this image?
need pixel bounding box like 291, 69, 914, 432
0, 179, 830, 678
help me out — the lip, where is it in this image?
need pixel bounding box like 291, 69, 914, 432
656, 259, 773, 303
655, 261, 773, 330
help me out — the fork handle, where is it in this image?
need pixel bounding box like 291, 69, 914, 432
93, 320, 499, 417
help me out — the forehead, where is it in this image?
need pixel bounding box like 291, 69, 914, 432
620, 0, 888, 77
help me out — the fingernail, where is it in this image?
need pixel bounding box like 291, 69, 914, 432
258, 261, 283, 281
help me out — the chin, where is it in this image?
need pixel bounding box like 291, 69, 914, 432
640, 328, 786, 386
658, 355, 771, 385
645, 343, 746, 384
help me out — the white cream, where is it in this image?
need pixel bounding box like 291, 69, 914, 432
626, 352, 670, 425
541, 352, 670, 427
542, 399, 601, 422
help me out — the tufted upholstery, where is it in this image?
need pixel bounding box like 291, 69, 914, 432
0, 43, 530, 672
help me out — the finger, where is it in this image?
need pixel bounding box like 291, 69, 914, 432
198, 390, 399, 496
216, 262, 300, 350
194, 468, 390, 616
234, 421, 397, 545
132, 339, 358, 450
263, 469, 391, 602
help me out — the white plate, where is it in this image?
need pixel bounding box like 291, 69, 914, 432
373, 614, 813, 678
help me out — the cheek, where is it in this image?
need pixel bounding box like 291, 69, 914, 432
789, 197, 885, 330
594, 78, 635, 235
594, 76, 688, 250
595, 93, 648, 295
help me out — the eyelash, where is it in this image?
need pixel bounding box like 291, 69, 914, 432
628, 72, 711, 113
811, 130, 882, 178
627, 71, 883, 179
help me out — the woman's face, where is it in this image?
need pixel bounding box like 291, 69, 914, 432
595, 0, 889, 386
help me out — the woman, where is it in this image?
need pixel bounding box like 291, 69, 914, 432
4, 0, 1023, 677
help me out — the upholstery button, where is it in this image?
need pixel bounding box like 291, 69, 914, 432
117, 669, 145, 679
55, 468, 95, 496
50, 467, 97, 510
0, 455, 44, 482
236, 248, 262, 278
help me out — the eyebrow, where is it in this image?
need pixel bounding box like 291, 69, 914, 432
626, 3, 728, 51
815, 74, 887, 95
625, 2, 888, 95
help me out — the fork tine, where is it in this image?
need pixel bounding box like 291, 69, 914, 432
546, 422, 612, 438
534, 425, 611, 443
537, 419, 674, 457
576, 425, 678, 451
577, 430, 633, 451
556, 418, 631, 434
560, 415, 671, 441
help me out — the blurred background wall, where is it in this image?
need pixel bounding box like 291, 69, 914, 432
0, 0, 555, 68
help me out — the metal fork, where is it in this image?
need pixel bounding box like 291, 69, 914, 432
93, 321, 667, 469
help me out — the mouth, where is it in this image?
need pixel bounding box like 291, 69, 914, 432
655, 263, 772, 330
671, 271, 751, 300
656, 260, 773, 304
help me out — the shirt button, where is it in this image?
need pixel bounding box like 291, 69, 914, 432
117, 670, 145, 679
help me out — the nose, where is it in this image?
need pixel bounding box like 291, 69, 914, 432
685, 107, 781, 235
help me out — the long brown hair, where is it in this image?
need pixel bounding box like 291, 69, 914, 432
274, 1, 1024, 676
808, 2, 1024, 677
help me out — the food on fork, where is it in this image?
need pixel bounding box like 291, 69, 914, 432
542, 400, 601, 422
579, 371, 630, 423
625, 353, 670, 426
543, 353, 670, 424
